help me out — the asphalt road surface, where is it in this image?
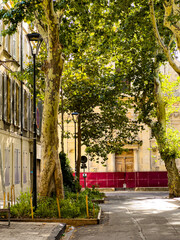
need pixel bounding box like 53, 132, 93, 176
64, 191, 180, 240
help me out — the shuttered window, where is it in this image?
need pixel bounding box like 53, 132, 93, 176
18, 85, 21, 128
14, 83, 21, 127
10, 79, 14, 124
7, 76, 11, 123
4, 25, 9, 52
3, 73, 7, 122
10, 35, 13, 56
12, 33, 16, 59
23, 90, 28, 129
14, 82, 17, 125
14, 149, 20, 185
27, 93, 31, 131
5, 148, 10, 186
3, 75, 11, 123
10, 33, 16, 59
23, 151, 28, 184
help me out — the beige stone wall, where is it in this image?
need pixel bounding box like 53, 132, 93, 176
0, 1, 37, 201
0, 130, 31, 199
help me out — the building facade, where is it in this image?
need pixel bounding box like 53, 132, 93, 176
0, 1, 42, 201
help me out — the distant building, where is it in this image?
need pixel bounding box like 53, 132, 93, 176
59, 62, 180, 189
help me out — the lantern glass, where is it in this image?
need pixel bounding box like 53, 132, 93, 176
26, 33, 43, 56
72, 112, 79, 123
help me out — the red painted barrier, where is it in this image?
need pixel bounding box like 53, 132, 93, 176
79, 172, 168, 188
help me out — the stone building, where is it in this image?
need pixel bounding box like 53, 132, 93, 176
0, 1, 42, 201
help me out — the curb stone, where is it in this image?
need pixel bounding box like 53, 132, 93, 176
62, 226, 75, 240
48, 223, 66, 240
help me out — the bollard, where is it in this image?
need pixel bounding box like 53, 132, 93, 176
93, 203, 95, 217
11, 186, 13, 205
30, 195, 34, 219
56, 198, 61, 218
7, 192, 9, 207
3, 192, 5, 208
12, 185, 15, 204
86, 195, 89, 218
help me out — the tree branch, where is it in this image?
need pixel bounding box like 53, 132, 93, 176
149, 0, 180, 75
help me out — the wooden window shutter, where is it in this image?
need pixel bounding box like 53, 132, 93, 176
27, 93, 30, 131
5, 148, 10, 186
10, 79, 14, 124
10, 35, 13, 56
3, 73, 7, 122
14, 82, 17, 126
18, 85, 21, 128
13, 33, 16, 59
7, 76, 11, 123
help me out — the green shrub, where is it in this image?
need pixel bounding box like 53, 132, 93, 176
81, 187, 105, 200
10, 192, 31, 218
59, 152, 76, 192
35, 197, 58, 218
10, 189, 100, 219
60, 199, 81, 218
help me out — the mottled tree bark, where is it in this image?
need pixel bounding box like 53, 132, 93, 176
39, 0, 64, 198
152, 70, 180, 197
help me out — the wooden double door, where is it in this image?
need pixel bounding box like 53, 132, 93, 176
115, 149, 134, 172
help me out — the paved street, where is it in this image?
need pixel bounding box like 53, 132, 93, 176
64, 191, 180, 240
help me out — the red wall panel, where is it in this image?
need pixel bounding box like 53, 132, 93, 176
79, 172, 168, 188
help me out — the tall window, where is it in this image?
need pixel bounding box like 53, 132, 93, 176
23, 151, 28, 184
10, 79, 14, 124
3, 73, 7, 122
4, 25, 9, 52
10, 33, 16, 59
27, 93, 31, 131
3, 74, 11, 123
12, 33, 16, 59
5, 148, 10, 186
23, 90, 28, 130
14, 149, 20, 185
14, 83, 20, 126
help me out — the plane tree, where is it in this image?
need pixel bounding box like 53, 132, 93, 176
0, 0, 139, 195
111, 0, 180, 197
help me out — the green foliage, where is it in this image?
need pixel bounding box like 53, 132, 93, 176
10, 190, 101, 219
80, 187, 105, 200
35, 197, 58, 218
59, 152, 75, 191
10, 192, 31, 218
59, 152, 81, 193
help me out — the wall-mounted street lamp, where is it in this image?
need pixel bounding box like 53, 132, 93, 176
26, 32, 43, 210
72, 112, 79, 178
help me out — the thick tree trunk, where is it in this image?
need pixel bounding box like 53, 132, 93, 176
154, 129, 180, 197
39, 0, 64, 198
153, 69, 180, 197
164, 158, 180, 198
